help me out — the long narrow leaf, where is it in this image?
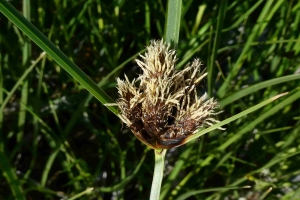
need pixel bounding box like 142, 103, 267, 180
0, 0, 118, 115
220, 74, 300, 107
165, 0, 182, 46
208, 0, 227, 96
183, 92, 288, 145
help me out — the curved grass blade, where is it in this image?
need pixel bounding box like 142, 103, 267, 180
0, 0, 118, 116
41, 149, 59, 187
222, 0, 264, 32
0, 52, 46, 114
68, 188, 94, 200
218, 90, 300, 151
189, 90, 300, 199
176, 186, 251, 200
220, 74, 300, 107
258, 187, 273, 200
183, 92, 288, 145
63, 48, 146, 137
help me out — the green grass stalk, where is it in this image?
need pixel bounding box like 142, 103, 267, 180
150, 149, 167, 200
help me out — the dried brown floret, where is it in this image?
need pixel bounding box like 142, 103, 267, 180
116, 40, 220, 149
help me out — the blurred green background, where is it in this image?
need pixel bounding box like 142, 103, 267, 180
1, 0, 300, 199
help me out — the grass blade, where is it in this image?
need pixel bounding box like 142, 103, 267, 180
165, 0, 182, 46
176, 186, 251, 200
0, 53, 46, 114
184, 92, 288, 145
17, 0, 31, 142
0, 0, 118, 115
68, 188, 94, 200
218, 90, 300, 151
208, 0, 227, 96
217, 0, 285, 97
220, 74, 300, 107
0, 148, 26, 200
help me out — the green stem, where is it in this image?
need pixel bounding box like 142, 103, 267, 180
150, 149, 167, 200
165, 0, 182, 47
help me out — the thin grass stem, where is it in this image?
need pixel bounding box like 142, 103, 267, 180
150, 149, 167, 200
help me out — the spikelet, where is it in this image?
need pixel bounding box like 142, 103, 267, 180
116, 40, 220, 149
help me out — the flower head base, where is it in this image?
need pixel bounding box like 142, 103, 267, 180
116, 40, 220, 149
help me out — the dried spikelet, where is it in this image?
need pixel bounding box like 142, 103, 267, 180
116, 39, 221, 149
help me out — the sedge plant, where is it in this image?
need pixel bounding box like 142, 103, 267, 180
0, 0, 297, 199
113, 39, 222, 199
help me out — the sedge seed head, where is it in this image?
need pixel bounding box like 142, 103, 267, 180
116, 40, 220, 149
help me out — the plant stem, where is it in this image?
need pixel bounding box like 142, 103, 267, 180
150, 149, 167, 200
165, 0, 182, 47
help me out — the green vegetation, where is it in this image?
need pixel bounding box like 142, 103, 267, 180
1, 0, 300, 199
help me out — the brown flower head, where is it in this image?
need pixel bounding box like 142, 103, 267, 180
116, 40, 220, 149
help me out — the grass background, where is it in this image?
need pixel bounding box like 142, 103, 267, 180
1, 0, 300, 199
